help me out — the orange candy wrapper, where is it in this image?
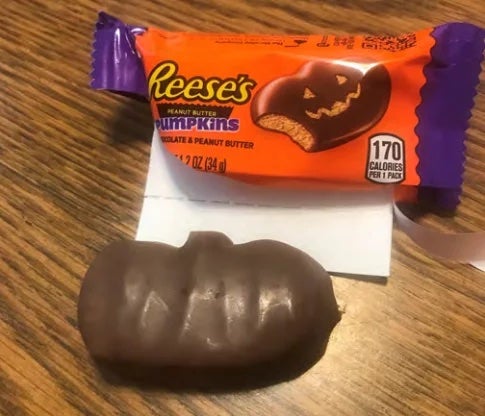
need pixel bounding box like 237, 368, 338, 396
91, 12, 485, 210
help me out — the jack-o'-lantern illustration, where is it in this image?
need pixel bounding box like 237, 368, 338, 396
251, 60, 391, 151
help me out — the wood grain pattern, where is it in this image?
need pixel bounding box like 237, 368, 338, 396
0, 1, 484, 415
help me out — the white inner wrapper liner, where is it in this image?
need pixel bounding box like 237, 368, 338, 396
136, 129, 394, 277
393, 205, 485, 272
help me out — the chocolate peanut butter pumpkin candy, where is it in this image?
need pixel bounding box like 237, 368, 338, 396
78, 232, 341, 371
251, 60, 391, 152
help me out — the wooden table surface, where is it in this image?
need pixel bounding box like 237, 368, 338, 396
1, 1, 484, 415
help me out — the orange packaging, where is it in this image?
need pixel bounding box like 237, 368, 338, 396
91, 12, 485, 210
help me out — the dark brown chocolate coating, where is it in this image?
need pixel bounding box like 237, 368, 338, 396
251, 60, 391, 151
78, 232, 340, 368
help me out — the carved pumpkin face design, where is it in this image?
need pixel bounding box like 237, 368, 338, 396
303, 72, 362, 119
251, 60, 391, 152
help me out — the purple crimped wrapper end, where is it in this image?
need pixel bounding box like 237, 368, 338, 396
416, 22, 485, 210
90, 12, 148, 98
